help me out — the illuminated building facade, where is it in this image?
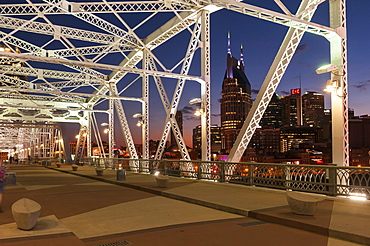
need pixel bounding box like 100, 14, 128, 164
280, 126, 322, 152
220, 34, 251, 153
281, 88, 302, 127
249, 128, 281, 153
302, 91, 325, 127
193, 125, 221, 154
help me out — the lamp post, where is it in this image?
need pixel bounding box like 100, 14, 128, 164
316, 64, 347, 167
100, 122, 111, 159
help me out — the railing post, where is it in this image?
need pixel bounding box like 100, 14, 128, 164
164, 160, 167, 175
328, 166, 337, 196
283, 165, 291, 190
197, 162, 202, 180
139, 159, 143, 173
220, 163, 225, 183
248, 164, 254, 186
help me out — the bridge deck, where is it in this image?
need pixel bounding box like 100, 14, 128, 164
0, 164, 367, 246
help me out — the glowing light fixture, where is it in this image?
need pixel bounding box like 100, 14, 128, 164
194, 108, 201, 117
323, 80, 338, 93
189, 98, 202, 105
315, 64, 338, 74
133, 113, 142, 118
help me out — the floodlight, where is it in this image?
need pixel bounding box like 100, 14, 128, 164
315, 64, 338, 74
194, 108, 201, 116
132, 113, 142, 118
323, 80, 338, 93
189, 98, 202, 105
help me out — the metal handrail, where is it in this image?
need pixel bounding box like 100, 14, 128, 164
81, 157, 370, 199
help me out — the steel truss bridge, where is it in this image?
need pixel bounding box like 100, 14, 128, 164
0, 0, 348, 170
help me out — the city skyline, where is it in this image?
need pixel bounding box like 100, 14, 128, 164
170, 1, 370, 148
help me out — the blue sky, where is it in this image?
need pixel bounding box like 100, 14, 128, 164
172, 1, 370, 146
95, 1, 370, 147
4, 1, 369, 148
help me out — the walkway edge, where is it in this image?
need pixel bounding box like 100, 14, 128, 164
45, 166, 370, 245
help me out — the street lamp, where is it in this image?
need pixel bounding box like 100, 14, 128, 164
194, 108, 202, 117
315, 64, 338, 74
133, 113, 143, 127
189, 98, 202, 105
323, 80, 338, 93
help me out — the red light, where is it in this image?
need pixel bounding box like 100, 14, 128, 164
291, 88, 301, 95
316, 160, 324, 164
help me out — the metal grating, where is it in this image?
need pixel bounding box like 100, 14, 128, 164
237, 221, 267, 227
94, 240, 133, 246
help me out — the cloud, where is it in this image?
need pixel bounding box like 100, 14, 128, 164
279, 90, 290, 95
181, 105, 195, 114
251, 89, 259, 95
352, 80, 370, 91
296, 44, 308, 53
211, 113, 221, 117
181, 105, 198, 121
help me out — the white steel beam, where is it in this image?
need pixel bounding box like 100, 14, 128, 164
200, 10, 211, 161
329, 0, 348, 167
0, 51, 204, 84
0, 1, 193, 15
111, 85, 138, 162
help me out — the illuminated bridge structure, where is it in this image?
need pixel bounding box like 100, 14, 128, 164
0, 0, 348, 171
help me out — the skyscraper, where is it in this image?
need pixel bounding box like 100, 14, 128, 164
260, 93, 282, 129
302, 91, 325, 127
281, 88, 303, 127
193, 125, 222, 154
220, 34, 252, 153
170, 110, 183, 146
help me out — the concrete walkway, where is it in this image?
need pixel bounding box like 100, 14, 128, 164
0, 164, 368, 246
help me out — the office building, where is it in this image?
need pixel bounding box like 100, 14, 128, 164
302, 91, 325, 127
220, 34, 252, 153
260, 93, 282, 129
281, 88, 302, 127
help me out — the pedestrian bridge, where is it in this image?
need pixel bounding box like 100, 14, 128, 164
0, 1, 349, 167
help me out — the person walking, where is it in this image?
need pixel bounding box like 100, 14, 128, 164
0, 162, 7, 213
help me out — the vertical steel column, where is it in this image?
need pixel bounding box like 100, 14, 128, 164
86, 112, 92, 158
200, 10, 211, 161
142, 50, 149, 159
329, 0, 348, 166
108, 85, 115, 159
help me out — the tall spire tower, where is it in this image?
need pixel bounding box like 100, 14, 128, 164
220, 33, 252, 154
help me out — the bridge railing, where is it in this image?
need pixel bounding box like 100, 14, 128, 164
81, 157, 370, 199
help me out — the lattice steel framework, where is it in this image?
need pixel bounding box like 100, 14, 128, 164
0, 0, 347, 168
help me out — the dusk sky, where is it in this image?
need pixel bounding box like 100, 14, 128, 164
4, 1, 369, 148
89, 1, 370, 147
132, 0, 370, 147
